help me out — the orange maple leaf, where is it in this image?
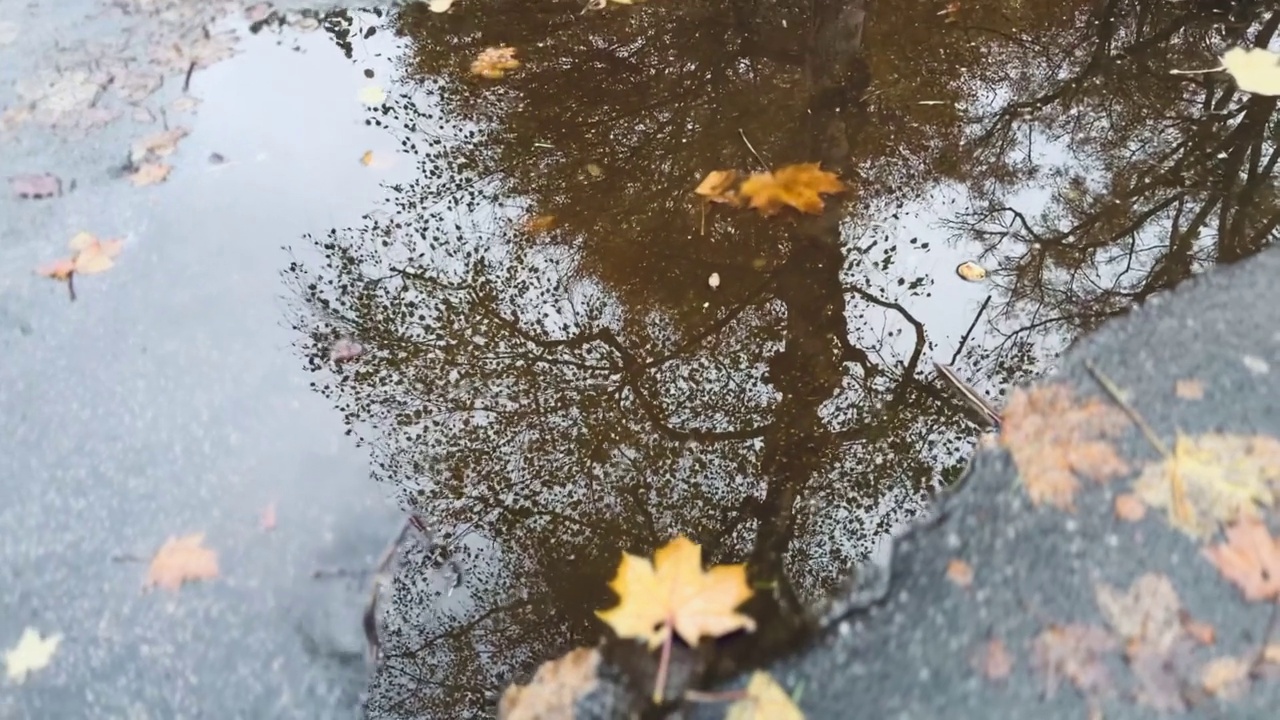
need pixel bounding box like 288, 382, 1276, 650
1204, 517, 1280, 602
596, 535, 755, 648
738, 163, 845, 216
999, 384, 1130, 510
145, 533, 220, 592
694, 170, 741, 205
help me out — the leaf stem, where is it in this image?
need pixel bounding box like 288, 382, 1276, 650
653, 624, 673, 704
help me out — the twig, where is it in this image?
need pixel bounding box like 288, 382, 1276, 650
182, 61, 196, 93
66, 273, 77, 302
1082, 360, 1169, 456
949, 294, 991, 365
738, 129, 771, 173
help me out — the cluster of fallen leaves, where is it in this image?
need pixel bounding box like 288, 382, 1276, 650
991, 375, 1280, 710
499, 536, 802, 719
694, 164, 846, 217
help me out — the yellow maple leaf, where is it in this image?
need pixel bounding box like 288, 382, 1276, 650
596, 535, 755, 648
738, 163, 845, 216
726, 671, 805, 720
1133, 433, 1280, 537
471, 46, 521, 79
4, 627, 61, 683
694, 169, 740, 205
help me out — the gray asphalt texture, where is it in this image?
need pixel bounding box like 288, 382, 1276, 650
0, 2, 407, 718
737, 247, 1280, 719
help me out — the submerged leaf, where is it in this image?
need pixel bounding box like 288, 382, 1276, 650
471, 47, 521, 79
726, 671, 804, 720
694, 170, 740, 205
596, 535, 755, 648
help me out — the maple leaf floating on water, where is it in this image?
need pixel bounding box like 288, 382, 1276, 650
1221, 47, 1280, 97
1133, 432, 1280, 537
1204, 516, 1280, 602
36, 232, 123, 281
471, 47, 521, 79
596, 535, 755, 648
999, 383, 1131, 511
498, 647, 602, 720
145, 533, 219, 592
738, 163, 846, 216
694, 169, 741, 206
725, 671, 805, 720
4, 627, 61, 684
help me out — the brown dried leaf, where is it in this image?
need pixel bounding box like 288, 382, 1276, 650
973, 638, 1014, 681
129, 162, 171, 187
694, 170, 740, 205
1135, 433, 1280, 537
945, 558, 974, 588
145, 533, 219, 591
8, 173, 62, 199
1094, 573, 1182, 654
1000, 384, 1131, 510
1204, 516, 1280, 602
1174, 379, 1205, 400
1201, 656, 1250, 699
498, 647, 601, 720
471, 47, 520, 79
1114, 493, 1146, 521
1030, 624, 1118, 698
738, 163, 845, 216
130, 127, 189, 165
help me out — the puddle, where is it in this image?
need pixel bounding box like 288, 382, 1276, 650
275, 0, 1280, 715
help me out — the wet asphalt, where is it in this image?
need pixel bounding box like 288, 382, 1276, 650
1, 2, 410, 718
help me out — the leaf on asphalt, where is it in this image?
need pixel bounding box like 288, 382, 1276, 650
9, 173, 62, 199
973, 638, 1014, 681
1221, 47, 1280, 97
1181, 614, 1215, 646
1094, 573, 1182, 654
3, 628, 61, 684
357, 85, 387, 106
596, 535, 755, 648
1128, 639, 1196, 713
1204, 516, 1280, 602
1134, 433, 1280, 537
498, 646, 601, 720
945, 558, 974, 588
738, 163, 845, 216
129, 162, 172, 187
1030, 624, 1118, 699
999, 384, 1131, 511
694, 170, 741, 205
130, 127, 189, 165
1201, 656, 1250, 699
725, 671, 804, 720
1114, 493, 1146, 521
1174, 378, 1205, 400
145, 533, 219, 592
471, 47, 521, 79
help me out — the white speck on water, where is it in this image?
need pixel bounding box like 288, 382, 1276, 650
1242, 355, 1270, 375
707, 272, 720, 289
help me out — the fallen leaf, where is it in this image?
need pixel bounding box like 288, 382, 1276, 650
498, 647, 601, 720
596, 535, 755, 648
145, 533, 219, 592
4, 628, 61, 683
428, 0, 455, 12
128, 162, 172, 187
9, 173, 62, 199
1204, 516, 1280, 602
115, 71, 163, 103
522, 214, 557, 234
1114, 493, 1146, 521
739, 163, 845, 216
694, 170, 740, 205
471, 46, 521, 79
360, 150, 375, 166
1221, 47, 1280, 97
357, 85, 387, 106
330, 338, 364, 364
585, 162, 603, 178
1094, 573, 1182, 654
945, 558, 974, 588
1180, 614, 1215, 645
36, 258, 76, 281
68, 232, 123, 275
1134, 433, 1280, 537
1174, 379, 1205, 400
130, 127, 189, 165
974, 638, 1014, 681
260, 502, 277, 531
1129, 639, 1196, 712
999, 384, 1131, 511
153, 30, 238, 73
1030, 624, 1118, 698
725, 671, 804, 720
955, 261, 987, 282
1201, 656, 1250, 699
708, 272, 721, 290
171, 96, 201, 113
